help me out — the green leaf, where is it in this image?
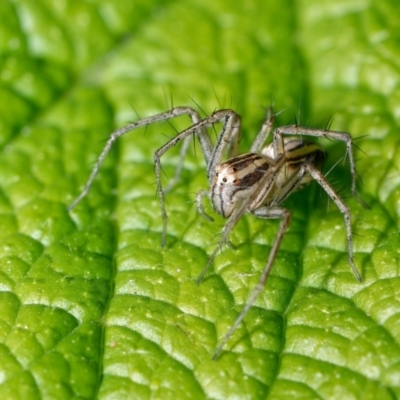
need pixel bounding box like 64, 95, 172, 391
1, 0, 399, 398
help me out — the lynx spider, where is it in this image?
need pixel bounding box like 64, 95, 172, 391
69, 106, 367, 359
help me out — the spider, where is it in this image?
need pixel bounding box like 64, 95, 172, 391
68, 105, 368, 359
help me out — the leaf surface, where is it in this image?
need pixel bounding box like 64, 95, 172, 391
0, 0, 399, 399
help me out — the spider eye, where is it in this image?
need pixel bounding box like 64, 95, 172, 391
223, 178, 227, 182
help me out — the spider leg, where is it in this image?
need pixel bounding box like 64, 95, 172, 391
205, 110, 242, 181
196, 190, 213, 221
225, 113, 241, 158
163, 135, 192, 194
155, 109, 245, 245
250, 106, 275, 153
154, 109, 243, 246
195, 198, 248, 284
196, 154, 287, 284
212, 206, 291, 359
303, 163, 361, 282
68, 107, 212, 211
274, 125, 369, 209
165, 108, 215, 193
270, 165, 307, 206
212, 155, 359, 357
